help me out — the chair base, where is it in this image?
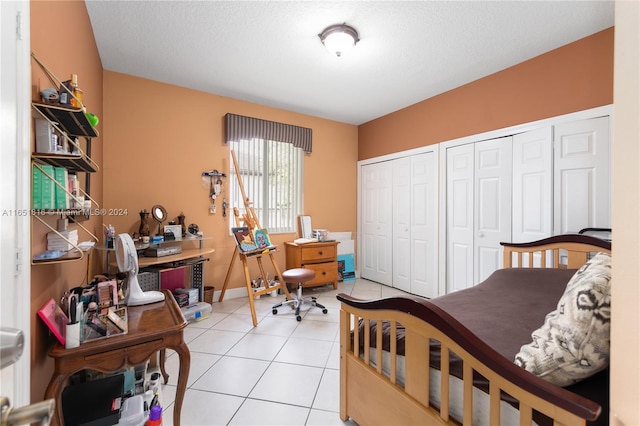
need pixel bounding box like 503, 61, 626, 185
272, 283, 328, 321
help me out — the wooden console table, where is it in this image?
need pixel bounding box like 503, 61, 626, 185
44, 290, 190, 425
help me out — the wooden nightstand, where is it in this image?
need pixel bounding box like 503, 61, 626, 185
284, 241, 339, 289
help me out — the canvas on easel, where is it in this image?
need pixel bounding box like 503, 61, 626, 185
253, 228, 272, 249
232, 227, 258, 252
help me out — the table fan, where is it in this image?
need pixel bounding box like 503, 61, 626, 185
115, 233, 165, 306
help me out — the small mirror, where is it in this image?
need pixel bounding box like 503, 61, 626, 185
151, 205, 167, 236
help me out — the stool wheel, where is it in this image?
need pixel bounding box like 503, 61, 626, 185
296, 315, 302, 321
322, 309, 328, 314
272, 309, 278, 315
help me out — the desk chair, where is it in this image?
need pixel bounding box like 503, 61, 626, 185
272, 268, 328, 321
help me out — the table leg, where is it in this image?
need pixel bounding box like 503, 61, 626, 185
171, 342, 191, 426
44, 373, 68, 426
159, 349, 169, 384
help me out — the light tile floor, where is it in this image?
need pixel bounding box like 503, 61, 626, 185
157, 278, 409, 425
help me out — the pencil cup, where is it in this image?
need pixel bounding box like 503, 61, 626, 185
65, 323, 80, 349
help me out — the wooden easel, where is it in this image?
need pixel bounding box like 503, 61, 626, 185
218, 150, 291, 326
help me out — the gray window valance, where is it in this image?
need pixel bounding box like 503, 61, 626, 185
225, 113, 312, 153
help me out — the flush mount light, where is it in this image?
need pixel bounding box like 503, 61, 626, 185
318, 23, 359, 57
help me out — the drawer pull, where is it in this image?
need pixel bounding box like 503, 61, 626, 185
318, 251, 323, 256
322, 271, 326, 276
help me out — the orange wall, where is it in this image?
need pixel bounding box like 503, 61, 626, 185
101, 73, 358, 298
30, 0, 104, 402
358, 27, 614, 160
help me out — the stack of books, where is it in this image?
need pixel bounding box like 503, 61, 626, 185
32, 164, 71, 210
47, 229, 78, 251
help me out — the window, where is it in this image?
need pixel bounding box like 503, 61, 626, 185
229, 139, 303, 233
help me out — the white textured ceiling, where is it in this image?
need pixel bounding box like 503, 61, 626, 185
85, 1, 614, 125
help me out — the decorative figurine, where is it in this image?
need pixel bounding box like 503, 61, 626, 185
139, 209, 150, 237
178, 212, 186, 237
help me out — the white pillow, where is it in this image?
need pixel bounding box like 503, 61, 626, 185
514, 252, 611, 386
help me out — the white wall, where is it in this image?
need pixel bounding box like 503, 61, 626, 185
610, 1, 640, 425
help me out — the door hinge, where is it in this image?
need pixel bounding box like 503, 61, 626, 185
16, 11, 22, 40
15, 248, 22, 276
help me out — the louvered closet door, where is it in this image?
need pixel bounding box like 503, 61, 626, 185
474, 137, 512, 284
554, 117, 611, 234
361, 161, 393, 285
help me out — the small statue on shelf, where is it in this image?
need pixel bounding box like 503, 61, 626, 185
139, 209, 150, 237
178, 212, 186, 237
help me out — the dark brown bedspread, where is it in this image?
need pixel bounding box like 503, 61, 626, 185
357, 268, 609, 425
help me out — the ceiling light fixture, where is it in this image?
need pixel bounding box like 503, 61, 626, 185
318, 23, 359, 58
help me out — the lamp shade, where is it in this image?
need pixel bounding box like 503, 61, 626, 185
319, 24, 359, 57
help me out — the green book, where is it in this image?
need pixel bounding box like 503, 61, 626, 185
53, 167, 68, 209
39, 164, 54, 210
32, 164, 42, 210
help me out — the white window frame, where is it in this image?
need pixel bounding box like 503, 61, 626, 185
229, 139, 303, 233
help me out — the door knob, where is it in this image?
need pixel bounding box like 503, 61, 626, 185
0, 397, 55, 426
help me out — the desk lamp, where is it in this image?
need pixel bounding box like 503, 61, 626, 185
115, 233, 164, 306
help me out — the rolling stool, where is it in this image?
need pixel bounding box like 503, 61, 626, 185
272, 268, 328, 321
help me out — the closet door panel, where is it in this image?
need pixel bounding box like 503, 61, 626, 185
361, 162, 393, 285
446, 144, 474, 293
410, 153, 437, 298
474, 137, 512, 284
512, 127, 553, 243
392, 157, 411, 292
554, 117, 610, 234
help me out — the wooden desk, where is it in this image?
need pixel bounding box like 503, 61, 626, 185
45, 290, 190, 426
137, 247, 214, 268
110, 247, 214, 302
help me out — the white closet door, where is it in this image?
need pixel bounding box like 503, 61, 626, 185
446, 144, 474, 293
392, 157, 411, 292
361, 161, 393, 285
512, 127, 553, 243
554, 117, 611, 234
474, 137, 512, 284
410, 153, 438, 298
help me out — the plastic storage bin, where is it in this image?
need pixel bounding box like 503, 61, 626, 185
180, 302, 212, 323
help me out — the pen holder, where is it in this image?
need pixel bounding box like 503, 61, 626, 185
65, 322, 80, 349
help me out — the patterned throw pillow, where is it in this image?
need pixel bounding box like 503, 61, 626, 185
514, 252, 611, 386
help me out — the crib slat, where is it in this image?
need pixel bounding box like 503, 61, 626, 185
390, 321, 397, 384
376, 319, 383, 374
463, 362, 473, 426
363, 318, 370, 364
440, 345, 450, 423
520, 403, 533, 426
353, 316, 360, 359
405, 329, 430, 406
489, 382, 501, 425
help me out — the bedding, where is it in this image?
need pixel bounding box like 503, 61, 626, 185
338, 234, 611, 426
515, 252, 612, 386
